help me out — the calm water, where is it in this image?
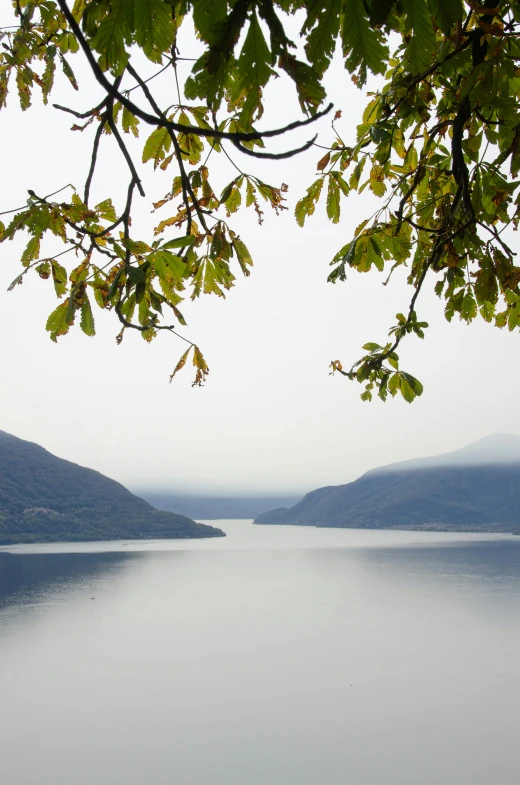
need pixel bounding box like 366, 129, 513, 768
1, 521, 519, 785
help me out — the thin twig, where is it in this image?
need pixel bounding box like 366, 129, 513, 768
105, 112, 145, 197
232, 135, 318, 159
126, 62, 208, 233
221, 145, 245, 176
124, 58, 175, 94
53, 99, 107, 119
0, 184, 73, 216
84, 119, 104, 204
477, 220, 516, 258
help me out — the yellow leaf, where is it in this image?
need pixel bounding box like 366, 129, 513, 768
154, 212, 186, 235
192, 345, 210, 386
169, 347, 191, 382
317, 152, 331, 171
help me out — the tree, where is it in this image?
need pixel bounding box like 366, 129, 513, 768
1, 0, 519, 401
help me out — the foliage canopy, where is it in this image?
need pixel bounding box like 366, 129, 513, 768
2, 0, 520, 401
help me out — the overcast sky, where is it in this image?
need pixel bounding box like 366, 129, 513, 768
1, 19, 519, 496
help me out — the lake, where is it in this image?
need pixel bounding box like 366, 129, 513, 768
1, 521, 519, 785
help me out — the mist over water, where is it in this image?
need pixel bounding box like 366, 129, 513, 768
1, 521, 519, 785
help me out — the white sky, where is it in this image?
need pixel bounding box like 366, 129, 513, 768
1, 17, 519, 495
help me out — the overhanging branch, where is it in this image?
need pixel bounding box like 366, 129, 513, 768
56, 0, 332, 153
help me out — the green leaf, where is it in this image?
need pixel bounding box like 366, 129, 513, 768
279, 55, 327, 114
122, 106, 140, 136
60, 55, 78, 91
153, 250, 186, 280
107, 268, 123, 301
388, 372, 400, 397
92, 0, 133, 74
142, 126, 172, 168
349, 157, 366, 190
95, 198, 117, 222
331, 171, 350, 196
21, 235, 41, 265
220, 181, 236, 205
369, 124, 390, 144
230, 12, 276, 127
402, 0, 437, 73
41, 53, 56, 104
369, 0, 395, 27
80, 296, 96, 336
126, 265, 146, 284
191, 0, 229, 46
426, 0, 463, 36
341, 0, 389, 80
36, 261, 51, 279
295, 179, 324, 227
366, 237, 384, 272
303, 0, 342, 77
134, 0, 175, 61
399, 376, 415, 403
51, 260, 68, 297
71, 0, 87, 22
326, 177, 341, 223
232, 237, 253, 276
461, 291, 478, 323
120, 293, 136, 321
224, 186, 242, 215
369, 165, 386, 197
46, 302, 70, 342
474, 261, 498, 305
402, 372, 423, 397
162, 236, 196, 250
479, 301, 495, 323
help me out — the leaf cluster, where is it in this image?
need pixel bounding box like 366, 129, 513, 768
298, 1, 520, 401
2, 1, 520, 397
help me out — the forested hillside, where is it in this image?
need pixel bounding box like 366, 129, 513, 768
255, 436, 520, 534
0, 431, 224, 544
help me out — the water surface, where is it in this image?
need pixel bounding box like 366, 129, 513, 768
1, 522, 519, 785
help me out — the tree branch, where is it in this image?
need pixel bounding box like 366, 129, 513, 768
125, 63, 207, 233
232, 135, 318, 159
56, 0, 332, 150
104, 112, 145, 197
84, 118, 104, 205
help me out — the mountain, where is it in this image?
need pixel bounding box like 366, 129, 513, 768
254, 434, 520, 534
0, 431, 224, 544
372, 433, 520, 472
137, 492, 302, 520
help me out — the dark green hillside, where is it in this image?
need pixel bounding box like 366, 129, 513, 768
255, 436, 520, 534
0, 431, 224, 544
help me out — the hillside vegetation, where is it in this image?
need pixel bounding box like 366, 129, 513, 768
255, 436, 520, 534
0, 431, 224, 544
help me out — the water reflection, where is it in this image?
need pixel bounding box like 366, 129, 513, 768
0, 527, 519, 785
0, 550, 138, 611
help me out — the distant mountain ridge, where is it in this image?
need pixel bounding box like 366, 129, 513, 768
0, 431, 224, 544
254, 435, 520, 534
371, 433, 520, 473
138, 492, 302, 520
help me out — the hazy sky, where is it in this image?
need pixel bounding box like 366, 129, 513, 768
2, 18, 520, 495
